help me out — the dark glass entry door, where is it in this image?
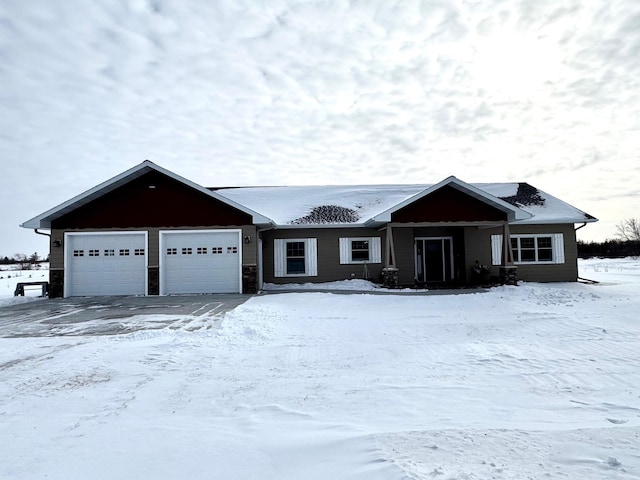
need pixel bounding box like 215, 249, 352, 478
415, 238, 453, 283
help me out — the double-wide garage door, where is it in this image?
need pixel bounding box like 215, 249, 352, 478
65, 230, 241, 297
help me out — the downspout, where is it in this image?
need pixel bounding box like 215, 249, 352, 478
574, 222, 598, 283
34, 228, 51, 238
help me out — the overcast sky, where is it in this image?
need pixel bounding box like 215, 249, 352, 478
1, 0, 639, 258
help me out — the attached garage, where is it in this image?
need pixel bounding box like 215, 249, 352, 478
21, 161, 273, 297
160, 230, 242, 295
65, 232, 147, 297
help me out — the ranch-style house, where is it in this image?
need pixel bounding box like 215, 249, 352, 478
22, 161, 597, 297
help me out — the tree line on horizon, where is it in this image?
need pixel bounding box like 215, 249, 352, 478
0, 252, 48, 268
578, 218, 639, 258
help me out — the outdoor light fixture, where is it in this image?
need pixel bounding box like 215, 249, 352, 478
53, 239, 62, 247
244, 235, 251, 244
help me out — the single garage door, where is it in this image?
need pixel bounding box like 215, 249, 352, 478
160, 230, 241, 295
65, 232, 147, 297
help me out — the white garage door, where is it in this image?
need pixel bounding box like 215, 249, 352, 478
160, 230, 241, 295
65, 232, 147, 297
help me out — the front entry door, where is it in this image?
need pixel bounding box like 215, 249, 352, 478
415, 237, 453, 284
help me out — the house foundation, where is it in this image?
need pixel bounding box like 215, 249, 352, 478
500, 266, 518, 285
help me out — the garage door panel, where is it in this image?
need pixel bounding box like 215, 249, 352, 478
66, 233, 147, 296
161, 230, 241, 294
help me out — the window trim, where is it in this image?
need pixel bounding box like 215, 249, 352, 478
274, 238, 318, 277
491, 233, 565, 265
339, 237, 382, 264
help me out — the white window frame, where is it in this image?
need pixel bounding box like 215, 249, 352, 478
339, 237, 382, 264
274, 238, 318, 277
491, 233, 565, 265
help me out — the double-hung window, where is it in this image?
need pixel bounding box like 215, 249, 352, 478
339, 237, 382, 264
274, 238, 318, 277
511, 236, 553, 262
491, 233, 564, 265
286, 241, 306, 274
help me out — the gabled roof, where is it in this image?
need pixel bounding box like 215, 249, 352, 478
21, 160, 272, 229
22, 162, 598, 231
217, 179, 597, 227
365, 176, 532, 224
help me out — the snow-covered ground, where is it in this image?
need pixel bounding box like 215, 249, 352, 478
0, 265, 49, 307
1, 258, 639, 479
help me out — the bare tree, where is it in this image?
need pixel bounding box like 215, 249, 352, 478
14, 253, 30, 271
616, 218, 640, 241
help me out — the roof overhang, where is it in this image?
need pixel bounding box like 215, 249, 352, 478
510, 217, 599, 225
21, 160, 273, 229
365, 176, 532, 226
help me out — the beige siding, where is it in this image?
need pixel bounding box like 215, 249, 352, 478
463, 226, 496, 276
393, 228, 416, 285
464, 224, 578, 282
262, 223, 579, 286
262, 228, 385, 284
49, 229, 65, 270
509, 224, 578, 282
242, 225, 258, 265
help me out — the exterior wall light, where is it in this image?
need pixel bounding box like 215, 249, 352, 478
244, 235, 251, 244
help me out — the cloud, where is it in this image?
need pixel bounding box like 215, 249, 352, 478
1, 0, 639, 254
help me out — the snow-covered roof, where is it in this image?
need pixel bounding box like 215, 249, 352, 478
21, 160, 597, 231
216, 180, 597, 227
21, 161, 271, 229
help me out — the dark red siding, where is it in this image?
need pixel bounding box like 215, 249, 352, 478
391, 185, 507, 223
52, 170, 252, 229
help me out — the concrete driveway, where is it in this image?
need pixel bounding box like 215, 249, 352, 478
0, 294, 252, 338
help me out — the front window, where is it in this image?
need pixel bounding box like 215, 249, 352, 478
351, 240, 370, 262
274, 238, 317, 277
286, 241, 306, 274
511, 236, 554, 263
339, 237, 381, 264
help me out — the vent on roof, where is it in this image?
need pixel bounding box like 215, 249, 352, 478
290, 205, 360, 224
500, 183, 545, 207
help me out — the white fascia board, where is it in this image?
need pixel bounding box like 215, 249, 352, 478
365, 176, 531, 224
510, 217, 599, 225
21, 160, 274, 229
